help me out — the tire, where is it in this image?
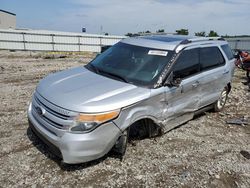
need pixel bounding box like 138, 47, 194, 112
214, 86, 229, 112
113, 129, 129, 157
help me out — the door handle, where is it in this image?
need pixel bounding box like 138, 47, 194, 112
223, 70, 229, 75
192, 81, 199, 88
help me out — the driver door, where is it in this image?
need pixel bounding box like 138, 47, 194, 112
162, 47, 202, 132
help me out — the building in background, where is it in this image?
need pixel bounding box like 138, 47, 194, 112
0, 10, 16, 29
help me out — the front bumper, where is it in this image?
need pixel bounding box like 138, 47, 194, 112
28, 104, 122, 164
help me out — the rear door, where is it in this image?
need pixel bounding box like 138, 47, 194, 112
198, 46, 228, 108
220, 44, 235, 79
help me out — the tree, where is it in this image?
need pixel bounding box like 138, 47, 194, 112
138, 31, 151, 35
195, 31, 206, 37
124, 30, 152, 37
222, 34, 229, 38
207, 30, 219, 37
156, 29, 165, 33
176, 29, 189, 35
125, 32, 140, 37
125, 33, 133, 37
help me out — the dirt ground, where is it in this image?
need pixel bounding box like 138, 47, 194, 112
0, 50, 249, 188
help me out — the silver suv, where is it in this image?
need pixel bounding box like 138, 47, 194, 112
28, 35, 235, 164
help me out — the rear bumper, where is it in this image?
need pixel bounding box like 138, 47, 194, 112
28, 104, 122, 164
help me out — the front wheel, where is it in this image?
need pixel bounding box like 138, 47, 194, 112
213, 87, 229, 112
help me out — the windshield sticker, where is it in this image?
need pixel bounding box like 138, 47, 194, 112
148, 50, 168, 56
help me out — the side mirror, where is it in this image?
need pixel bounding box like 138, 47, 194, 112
234, 54, 239, 59
101, 45, 112, 53
173, 78, 182, 87
164, 71, 182, 87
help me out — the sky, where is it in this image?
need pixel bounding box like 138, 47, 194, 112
1, 0, 250, 36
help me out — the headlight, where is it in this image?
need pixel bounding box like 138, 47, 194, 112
70, 110, 120, 133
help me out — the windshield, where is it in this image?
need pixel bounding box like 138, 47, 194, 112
86, 42, 174, 87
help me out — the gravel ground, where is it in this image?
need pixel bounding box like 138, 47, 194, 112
0, 50, 249, 188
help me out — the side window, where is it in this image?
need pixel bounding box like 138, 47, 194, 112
200, 47, 225, 71
221, 44, 234, 60
173, 48, 200, 79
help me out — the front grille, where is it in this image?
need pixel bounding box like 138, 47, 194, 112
34, 95, 70, 120
31, 92, 76, 130
31, 108, 57, 136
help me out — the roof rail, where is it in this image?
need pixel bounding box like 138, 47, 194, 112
187, 37, 225, 42
179, 37, 225, 45
176, 37, 225, 53
138, 32, 176, 36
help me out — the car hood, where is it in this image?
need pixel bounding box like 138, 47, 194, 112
36, 66, 150, 113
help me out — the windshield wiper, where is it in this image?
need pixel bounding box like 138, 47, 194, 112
98, 69, 130, 83
87, 63, 130, 83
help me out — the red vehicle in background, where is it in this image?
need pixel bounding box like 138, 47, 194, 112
235, 50, 250, 81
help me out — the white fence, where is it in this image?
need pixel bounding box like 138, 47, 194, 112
1, 29, 250, 52
0, 29, 125, 52
227, 38, 250, 52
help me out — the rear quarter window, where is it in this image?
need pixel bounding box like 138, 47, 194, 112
221, 44, 234, 60
200, 47, 225, 71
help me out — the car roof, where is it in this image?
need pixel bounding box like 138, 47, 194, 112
121, 35, 227, 52
142, 35, 194, 43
